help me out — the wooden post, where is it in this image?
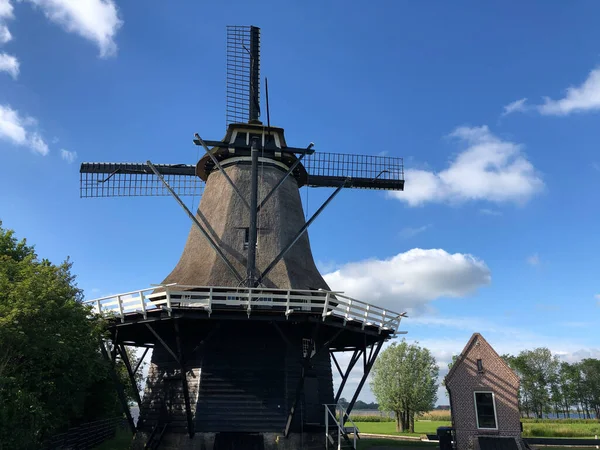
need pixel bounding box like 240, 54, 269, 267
100, 342, 136, 434
118, 344, 142, 408
174, 320, 195, 438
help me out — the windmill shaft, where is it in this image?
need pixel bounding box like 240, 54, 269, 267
246, 138, 259, 285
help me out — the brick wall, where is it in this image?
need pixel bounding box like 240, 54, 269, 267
446, 334, 521, 450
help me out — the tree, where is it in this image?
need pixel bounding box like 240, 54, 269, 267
0, 222, 128, 449
370, 340, 439, 432
580, 359, 600, 419
510, 348, 559, 418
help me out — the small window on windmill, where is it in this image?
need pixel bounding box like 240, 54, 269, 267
477, 359, 484, 373
243, 228, 258, 251
302, 338, 316, 359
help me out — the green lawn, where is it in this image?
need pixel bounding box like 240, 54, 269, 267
355, 420, 451, 436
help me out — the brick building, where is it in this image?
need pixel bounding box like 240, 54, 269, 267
445, 333, 522, 450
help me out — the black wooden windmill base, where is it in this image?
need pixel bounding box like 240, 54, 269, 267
100, 302, 396, 450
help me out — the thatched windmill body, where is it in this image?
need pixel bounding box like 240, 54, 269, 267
81, 26, 406, 450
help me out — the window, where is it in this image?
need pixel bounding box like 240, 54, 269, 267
302, 338, 315, 358
243, 228, 249, 250
242, 228, 257, 250
474, 392, 497, 429
477, 359, 484, 372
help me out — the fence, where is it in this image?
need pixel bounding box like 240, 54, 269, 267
84, 284, 405, 336
42, 417, 128, 450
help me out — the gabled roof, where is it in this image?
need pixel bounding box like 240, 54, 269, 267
444, 332, 520, 386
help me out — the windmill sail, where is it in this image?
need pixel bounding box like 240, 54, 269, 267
226, 25, 260, 126
79, 162, 203, 197
80, 152, 403, 198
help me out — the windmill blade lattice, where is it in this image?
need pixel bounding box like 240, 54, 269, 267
79, 152, 403, 198
79, 162, 203, 198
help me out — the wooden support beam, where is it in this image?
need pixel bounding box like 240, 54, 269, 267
118, 344, 142, 408
133, 347, 149, 375
100, 341, 136, 434
145, 323, 180, 365
190, 323, 221, 356
330, 351, 343, 378
334, 349, 362, 404
271, 322, 291, 347
343, 339, 385, 425
174, 320, 195, 438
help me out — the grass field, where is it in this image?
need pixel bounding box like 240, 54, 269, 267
354, 420, 451, 436
354, 419, 600, 439
522, 421, 600, 438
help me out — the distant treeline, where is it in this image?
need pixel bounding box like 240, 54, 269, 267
502, 348, 599, 419
339, 398, 380, 410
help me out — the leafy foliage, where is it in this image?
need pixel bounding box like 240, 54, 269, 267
370, 340, 439, 432
0, 222, 128, 449
503, 348, 600, 419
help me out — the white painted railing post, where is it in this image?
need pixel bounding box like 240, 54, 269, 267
325, 406, 328, 447
380, 309, 386, 333
285, 290, 291, 318
322, 293, 330, 321
96, 300, 101, 315
208, 287, 213, 316
116, 295, 124, 322
362, 304, 370, 329
139, 290, 147, 319
166, 288, 172, 316
345, 299, 352, 322
247, 289, 252, 317
337, 409, 341, 450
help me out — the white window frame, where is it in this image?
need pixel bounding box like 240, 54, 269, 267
473, 391, 498, 430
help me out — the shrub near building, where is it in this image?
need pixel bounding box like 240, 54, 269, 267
0, 222, 127, 449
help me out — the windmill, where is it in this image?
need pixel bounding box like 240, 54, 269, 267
81, 26, 407, 450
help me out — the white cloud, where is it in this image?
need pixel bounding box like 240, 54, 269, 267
0, 24, 11, 44
527, 253, 540, 266
0, 52, 18, 78
502, 98, 528, 116
323, 248, 491, 313
0, 0, 13, 19
0, 1, 14, 46
390, 126, 543, 206
538, 66, 600, 116
399, 224, 431, 239
60, 148, 76, 163
0, 104, 49, 155
23, 0, 123, 57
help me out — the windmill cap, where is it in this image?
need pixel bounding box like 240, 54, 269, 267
195, 122, 309, 186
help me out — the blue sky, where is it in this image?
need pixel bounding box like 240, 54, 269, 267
1, 1, 599, 404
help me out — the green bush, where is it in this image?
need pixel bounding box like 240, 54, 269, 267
349, 414, 394, 422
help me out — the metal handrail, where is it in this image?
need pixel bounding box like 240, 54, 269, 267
324, 403, 359, 449
83, 284, 405, 334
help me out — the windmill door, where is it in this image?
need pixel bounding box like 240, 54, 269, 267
304, 376, 321, 424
